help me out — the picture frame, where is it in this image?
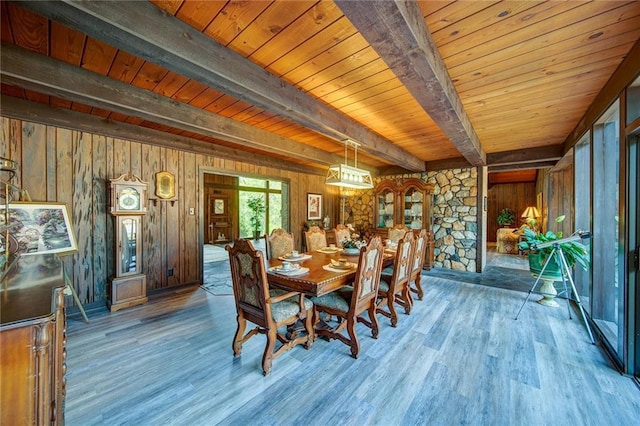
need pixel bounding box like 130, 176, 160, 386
0, 202, 78, 256
155, 171, 175, 199
307, 193, 322, 220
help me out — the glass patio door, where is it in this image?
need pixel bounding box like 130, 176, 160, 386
591, 101, 624, 360
627, 77, 640, 380
629, 131, 639, 380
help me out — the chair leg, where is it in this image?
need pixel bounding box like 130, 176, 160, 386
303, 309, 314, 349
262, 327, 277, 376
401, 286, 412, 315
347, 317, 360, 359
233, 314, 247, 356
368, 304, 379, 339
414, 275, 424, 300
387, 293, 399, 327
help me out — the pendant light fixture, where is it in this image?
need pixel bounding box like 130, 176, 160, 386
325, 139, 373, 189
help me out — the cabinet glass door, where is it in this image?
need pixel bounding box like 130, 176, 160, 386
377, 189, 395, 228
403, 186, 424, 229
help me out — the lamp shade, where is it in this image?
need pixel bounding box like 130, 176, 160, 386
325, 164, 373, 189
521, 206, 540, 218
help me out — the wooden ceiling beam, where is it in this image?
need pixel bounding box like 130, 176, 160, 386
488, 161, 557, 172
426, 145, 563, 172
1, 95, 324, 176
15, 0, 424, 172
1, 43, 366, 170
487, 145, 564, 166
335, 0, 486, 167
425, 157, 471, 172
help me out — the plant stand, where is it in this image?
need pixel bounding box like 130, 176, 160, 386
537, 279, 559, 307
515, 242, 595, 344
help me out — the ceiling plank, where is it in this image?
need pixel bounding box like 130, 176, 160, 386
335, 0, 486, 167
0, 95, 323, 176
15, 0, 424, 171
0, 43, 364, 170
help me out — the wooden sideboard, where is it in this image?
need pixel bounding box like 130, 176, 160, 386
1, 254, 67, 425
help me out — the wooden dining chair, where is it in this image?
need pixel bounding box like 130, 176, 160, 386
388, 224, 409, 243
305, 226, 327, 252
265, 228, 295, 259
311, 236, 385, 359
226, 238, 313, 376
334, 224, 351, 248
377, 231, 415, 327
409, 229, 429, 301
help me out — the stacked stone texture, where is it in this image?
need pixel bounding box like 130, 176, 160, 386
340, 169, 478, 272
427, 168, 477, 272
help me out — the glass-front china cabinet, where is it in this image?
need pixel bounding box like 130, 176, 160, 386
374, 178, 434, 269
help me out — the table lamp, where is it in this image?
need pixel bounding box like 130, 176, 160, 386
521, 206, 541, 231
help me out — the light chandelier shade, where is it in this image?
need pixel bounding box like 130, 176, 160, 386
325, 139, 374, 189
325, 164, 373, 189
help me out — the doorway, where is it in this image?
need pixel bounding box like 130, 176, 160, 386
200, 172, 288, 295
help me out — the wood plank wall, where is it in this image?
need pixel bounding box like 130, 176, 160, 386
1, 116, 339, 307
547, 165, 575, 237
487, 182, 537, 242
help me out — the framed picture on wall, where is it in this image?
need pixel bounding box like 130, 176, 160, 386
307, 193, 322, 220
0, 202, 78, 256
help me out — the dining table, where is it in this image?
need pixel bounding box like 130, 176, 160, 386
266, 247, 395, 297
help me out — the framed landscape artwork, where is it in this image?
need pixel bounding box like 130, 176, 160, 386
1, 202, 78, 256
307, 193, 322, 220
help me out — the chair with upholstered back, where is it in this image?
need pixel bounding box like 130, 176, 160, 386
226, 238, 313, 376
409, 229, 429, 301
311, 236, 385, 359
377, 231, 415, 327
388, 224, 409, 243
265, 228, 295, 259
334, 224, 351, 248
305, 226, 327, 252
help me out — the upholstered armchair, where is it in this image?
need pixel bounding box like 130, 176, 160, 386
266, 228, 295, 259
377, 231, 415, 326
311, 236, 385, 359
305, 226, 327, 252
226, 238, 313, 376
409, 229, 428, 301
334, 224, 351, 248
388, 224, 409, 243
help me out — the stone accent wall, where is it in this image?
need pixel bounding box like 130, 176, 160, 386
341, 169, 479, 272
426, 168, 478, 271
340, 190, 374, 232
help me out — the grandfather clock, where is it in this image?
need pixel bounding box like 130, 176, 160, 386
108, 173, 148, 312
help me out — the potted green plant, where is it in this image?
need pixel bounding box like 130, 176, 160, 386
247, 196, 266, 239
497, 208, 516, 227
518, 215, 589, 306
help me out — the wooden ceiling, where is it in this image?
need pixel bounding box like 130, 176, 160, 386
1, 1, 639, 178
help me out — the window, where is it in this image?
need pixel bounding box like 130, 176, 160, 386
238, 178, 288, 238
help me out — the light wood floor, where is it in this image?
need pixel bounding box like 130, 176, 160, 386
65, 274, 639, 425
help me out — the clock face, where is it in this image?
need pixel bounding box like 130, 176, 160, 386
119, 187, 140, 211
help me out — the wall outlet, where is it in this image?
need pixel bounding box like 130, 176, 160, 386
189, 207, 195, 215
167, 268, 173, 277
